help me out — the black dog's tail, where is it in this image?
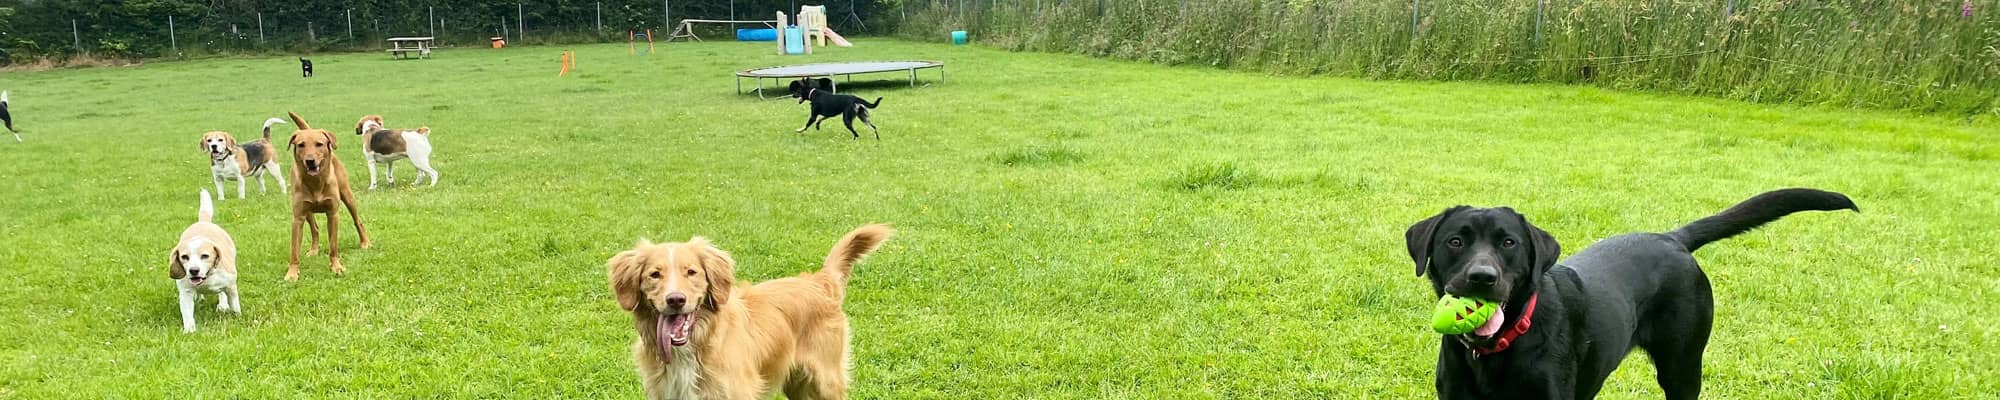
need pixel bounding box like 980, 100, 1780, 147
862, 97, 883, 108
1667, 188, 1857, 252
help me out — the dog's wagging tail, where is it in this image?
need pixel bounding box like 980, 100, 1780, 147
823, 224, 893, 286
1668, 188, 1858, 252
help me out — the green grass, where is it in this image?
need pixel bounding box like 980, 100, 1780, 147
1, 39, 1996, 398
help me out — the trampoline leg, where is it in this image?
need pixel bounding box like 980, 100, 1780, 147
830, 76, 838, 93
910, 69, 916, 87
941, 66, 947, 84
736, 77, 742, 95
756, 78, 766, 100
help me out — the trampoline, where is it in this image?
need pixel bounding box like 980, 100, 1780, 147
735, 60, 945, 98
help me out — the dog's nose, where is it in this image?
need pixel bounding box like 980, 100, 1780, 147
1467, 265, 1499, 286
664, 293, 687, 310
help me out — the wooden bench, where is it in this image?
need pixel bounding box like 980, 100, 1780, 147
387, 37, 435, 59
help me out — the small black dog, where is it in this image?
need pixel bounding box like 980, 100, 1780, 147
789, 79, 883, 140
299, 57, 314, 78
1405, 188, 1855, 399
2, 90, 17, 142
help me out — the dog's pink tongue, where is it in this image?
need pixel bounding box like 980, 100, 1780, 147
655, 314, 675, 363
1473, 308, 1507, 337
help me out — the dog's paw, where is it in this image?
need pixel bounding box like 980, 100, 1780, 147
216, 303, 232, 312
183, 326, 196, 333
283, 266, 301, 281
330, 263, 347, 276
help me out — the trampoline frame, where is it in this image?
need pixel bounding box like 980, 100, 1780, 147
734, 61, 945, 99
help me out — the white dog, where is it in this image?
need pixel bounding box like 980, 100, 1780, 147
354, 115, 440, 189
169, 189, 241, 333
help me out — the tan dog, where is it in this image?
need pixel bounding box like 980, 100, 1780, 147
285, 112, 371, 281
609, 224, 893, 400
169, 189, 239, 333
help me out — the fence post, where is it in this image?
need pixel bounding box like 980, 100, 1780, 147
1411, 0, 1420, 38
308, 21, 316, 42
169, 15, 178, 54
1534, 0, 1543, 48
597, 2, 603, 32
518, 3, 525, 42
430, 7, 436, 37
665, 0, 671, 31
257, 13, 265, 43
348, 9, 354, 39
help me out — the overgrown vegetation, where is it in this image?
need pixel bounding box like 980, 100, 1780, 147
899, 0, 2000, 115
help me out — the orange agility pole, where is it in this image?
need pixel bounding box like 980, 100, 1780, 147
558, 51, 574, 76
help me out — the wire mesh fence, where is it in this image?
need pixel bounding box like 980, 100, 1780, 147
1, 0, 892, 63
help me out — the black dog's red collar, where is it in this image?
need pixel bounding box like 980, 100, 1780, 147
1471, 293, 1537, 356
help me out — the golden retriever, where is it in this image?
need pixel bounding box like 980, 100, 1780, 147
608, 224, 892, 400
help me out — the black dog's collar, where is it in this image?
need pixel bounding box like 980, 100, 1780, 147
1468, 293, 1538, 357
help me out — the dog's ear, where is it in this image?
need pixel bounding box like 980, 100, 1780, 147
321, 131, 336, 150
198, 135, 209, 151
417, 127, 430, 135
223, 134, 237, 149
689, 237, 737, 311
168, 248, 187, 280
606, 242, 650, 312
1406, 206, 1468, 277
1514, 211, 1561, 273
288, 112, 311, 129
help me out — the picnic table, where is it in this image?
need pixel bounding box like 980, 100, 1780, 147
387, 37, 435, 59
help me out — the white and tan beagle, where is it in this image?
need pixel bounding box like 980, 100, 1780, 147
353, 115, 440, 190
202, 118, 289, 199
169, 189, 240, 333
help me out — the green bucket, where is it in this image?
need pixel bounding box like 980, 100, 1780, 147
951, 31, 968, 45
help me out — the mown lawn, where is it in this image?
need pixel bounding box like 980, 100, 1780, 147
0, 38, 1995, 398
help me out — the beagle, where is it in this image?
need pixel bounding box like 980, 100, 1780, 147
201, 118, 290, 199
169, 189, 240, 333
353, 115, 440, 190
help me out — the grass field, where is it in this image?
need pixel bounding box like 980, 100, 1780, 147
1, 39, 1996, 398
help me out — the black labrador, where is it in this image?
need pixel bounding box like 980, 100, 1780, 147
2, 90, 16, 142
1405, 188, 1855, 399
788, 79, 883, 140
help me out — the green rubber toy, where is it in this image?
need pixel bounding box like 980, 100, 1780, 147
1432, 294, 1499, 335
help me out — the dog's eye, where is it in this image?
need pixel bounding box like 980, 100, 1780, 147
1502, 238, 1517, 248
1446, 238, 1464, 248
648, 271, 661, 279
200, 253, 211, 260
685, 269, 698, 277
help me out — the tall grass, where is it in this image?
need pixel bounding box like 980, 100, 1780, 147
899, 0, 2000, 115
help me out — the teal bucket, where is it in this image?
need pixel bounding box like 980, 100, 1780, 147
951, 31, 968, 45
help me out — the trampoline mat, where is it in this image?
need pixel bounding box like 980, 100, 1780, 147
737, 61, 943, 78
